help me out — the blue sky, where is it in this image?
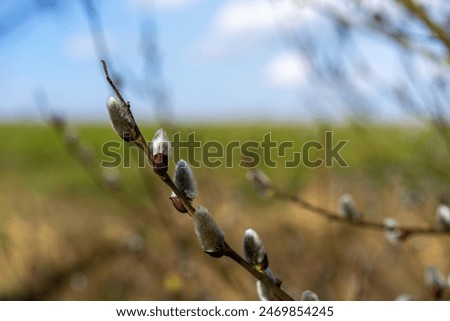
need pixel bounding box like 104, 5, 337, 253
0, 0, 446, 123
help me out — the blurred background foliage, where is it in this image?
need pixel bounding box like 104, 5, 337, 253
0, 0, 449, 300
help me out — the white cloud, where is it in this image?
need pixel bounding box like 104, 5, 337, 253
216, 0, 289, 36
65, 33, 96, 60
64, 33, 117, 61
199, 0, 322, 58
215, 0, 322, 34
264, 52, 309, 88
131, 0, 199, 10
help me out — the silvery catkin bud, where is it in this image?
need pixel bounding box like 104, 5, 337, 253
124, 233, 145, 252
338, 194, 362, 221
63, 130, 79, 151
256, 268, 278, 301
256, 281, 272, 301
152, 128, 170, 176
246, 168, 273, 198
194, 206, 225, 258
425, 266, 446, 299
243, 229, 268, 270
106, 96, 136, 142
435, 204, 450, 231
173, 159, 197, 199
383, 217, 403, 245
395, 294, 412, 301
78, 146, 94, 165
170, 159, 198, 213
169, 191, 188, 213
301, 290, 319, 301
102, 168, 120, 191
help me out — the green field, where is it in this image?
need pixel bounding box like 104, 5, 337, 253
0, 122, 449, 300
1, 122, 447, 193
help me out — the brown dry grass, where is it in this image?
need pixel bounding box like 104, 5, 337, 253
0, 124, 448, 300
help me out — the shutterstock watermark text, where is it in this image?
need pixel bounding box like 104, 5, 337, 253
101, 131, 348, 169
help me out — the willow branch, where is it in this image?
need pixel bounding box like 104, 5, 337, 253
396, 0, 450, 57
101, 60, 127, 107
151, 171, 293, 299
223, 244, 293, 301
154, 173, 292, 299
101, 60, 294, 301
273, 188, 450, 240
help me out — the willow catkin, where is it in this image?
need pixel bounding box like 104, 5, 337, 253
151, 128, 170, 176
338, 194, 361, 221
174, 159, 197, 199
106, 96, 136, 142
383, 217, 403, 245
194, 206, 225, 257
436, 204, 450, 231
246, 168, 273, 198
425, 266, 446, 299
243, 228, 268, 269
102, 168, 121, 191
170, 159, 198, 213
256, 268, 277, 301
395, 294, 413, 301
301, 290, 319, 301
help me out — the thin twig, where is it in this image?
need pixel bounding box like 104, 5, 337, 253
224, 244, 293, 301
102, 59, 150, 160
81, 0, 113, 64
396, 0, 450, 57
101, 60, 127, 106
273, 188, 450, 239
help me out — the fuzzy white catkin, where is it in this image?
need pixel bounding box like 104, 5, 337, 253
102, 168, 120, 191
256, 281, 271, 301
125, 233, 145, 252
63, 130, 79, 149
436, 204, 450, 231
246, 169, 272, 197
425, 266, 446, 290
256, 268, 277, 301
301, 290, 319, 301
106, 96, 136, 140
243, 229, 267, 267
383, 217, 402, 245
338, 194, 361, 220
173, 159, 197, 200
152, 128, 170, 157
395, 294, 412, 301
194, 206, 225, 255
